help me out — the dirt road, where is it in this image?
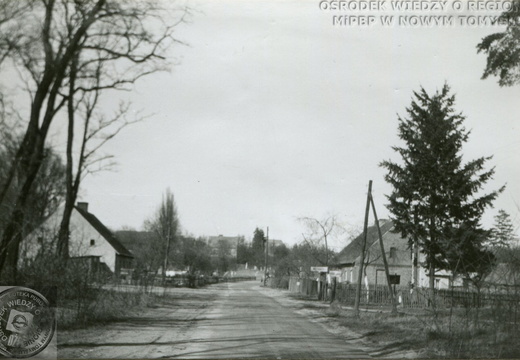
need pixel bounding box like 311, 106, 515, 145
59, 281, 373, 358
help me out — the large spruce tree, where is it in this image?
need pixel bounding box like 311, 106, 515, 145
380, 84, 504, 291
477, 0, 520, 87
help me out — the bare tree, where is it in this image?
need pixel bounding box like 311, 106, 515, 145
145, 188, 180, 284
298, 215, 344, 266
0, 1, 32, 67
57, 55, 140, 260
0, 0, 188, 280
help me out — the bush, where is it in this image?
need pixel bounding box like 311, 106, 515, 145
270, 276, 289, 289
19, 255, 154, 329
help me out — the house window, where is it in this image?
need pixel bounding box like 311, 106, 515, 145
90, 239, 95, 246
389, 274, 401, 285
389, 247, 397, 258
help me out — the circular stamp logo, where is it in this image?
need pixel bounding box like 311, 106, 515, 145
0, 287, 55, 358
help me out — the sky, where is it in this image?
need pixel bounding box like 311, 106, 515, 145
20, 0, 520, 251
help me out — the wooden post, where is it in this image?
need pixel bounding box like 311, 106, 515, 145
354, 180, 372, 315
370, 192, 398, 314
330, 277, 337, 303
264, 226, 269, 286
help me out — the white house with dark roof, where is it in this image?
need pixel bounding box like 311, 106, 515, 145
21, 202, 133, 278
333, 220, 457, 290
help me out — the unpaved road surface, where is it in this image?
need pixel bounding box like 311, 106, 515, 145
59, 281, 374, 359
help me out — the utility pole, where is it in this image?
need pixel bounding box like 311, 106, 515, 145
354, 180, 372, 315
264, 226, 269, 286
370, 191, 398, 315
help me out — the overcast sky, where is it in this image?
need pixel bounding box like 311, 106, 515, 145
46, 0, 520, 250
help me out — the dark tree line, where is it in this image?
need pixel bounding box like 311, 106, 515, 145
237, 228, 268, 268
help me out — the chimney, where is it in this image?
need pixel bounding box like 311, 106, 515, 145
77, 202, 89, 212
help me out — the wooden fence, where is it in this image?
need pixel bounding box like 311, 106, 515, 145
288, 277, 318, 297
284, 277, 520, 309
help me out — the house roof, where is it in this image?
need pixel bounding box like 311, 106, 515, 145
75, 206, 134, 258
115, 230, 157, 256
335, 220, 395, 265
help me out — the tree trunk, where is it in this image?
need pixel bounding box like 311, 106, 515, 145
57, 54, 79, 261
57, 206, 73, 260
429, 215, 436, 308
162, 227, 171, 285
0, 134, 46, 281
0, 210, 24, 283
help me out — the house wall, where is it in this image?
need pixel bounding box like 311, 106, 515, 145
21, 208, 118, 273
367, 265, 413, 287
68, 210, 117, 272
339, 268, 353, 283
337, 264, 456, 289
414, 251, 461, 289
335, 227, 459, 290
417, 266, 457, 289
337, 265, 413, 287
366, 229, 412, 268
340, 229, 415, 287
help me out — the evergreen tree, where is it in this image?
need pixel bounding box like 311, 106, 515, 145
252, 228, 265, 267
380, 84, 504, 291
443, 225, 495, 287
477, 0, 520, 87
490, 209, 516, 247
252, 228, 265, 250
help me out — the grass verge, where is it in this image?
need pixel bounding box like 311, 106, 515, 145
295, 296, 520, 359
57, 288, 158, 329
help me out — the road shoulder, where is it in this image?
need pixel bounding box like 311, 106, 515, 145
257, 285, 419, 359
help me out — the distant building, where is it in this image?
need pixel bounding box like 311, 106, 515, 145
206, 235, 245, 259
22, 202, 134, 280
